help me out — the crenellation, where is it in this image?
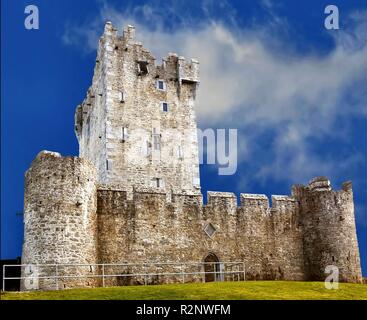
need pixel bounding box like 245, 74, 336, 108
206, 192, 237, 214
122, 25, 135, 42
342, 180, 353, 192
308, 176, 332, 192
271, 195, 298, 213
240, 193, 269, 210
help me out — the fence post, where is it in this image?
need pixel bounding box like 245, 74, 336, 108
55, 264, 59, 290
202, 263, 205, 283
102, 264, 105, 288
2, 265, 5, 292
181, 264, 185, 283
144, 264, 147, 286
243, 262, 246, 281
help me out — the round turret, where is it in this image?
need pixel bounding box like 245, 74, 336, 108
21, 151, 98, 290
298, 177, 362, 283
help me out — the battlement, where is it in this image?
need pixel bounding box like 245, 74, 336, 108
291, 178, 354, 200
308, 176, 332, 191
240, 193, 269, 208
100, 22, 199, 83
24, 155, 354, 223
26, 150, 96, 180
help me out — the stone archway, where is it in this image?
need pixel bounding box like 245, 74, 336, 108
204, 253, 222, 282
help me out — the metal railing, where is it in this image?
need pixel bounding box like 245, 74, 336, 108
2, 261, 245, 291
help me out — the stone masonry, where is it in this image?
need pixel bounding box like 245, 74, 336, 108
21, 23, 363, 290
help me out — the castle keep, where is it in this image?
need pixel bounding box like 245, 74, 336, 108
21, 23, 362, 290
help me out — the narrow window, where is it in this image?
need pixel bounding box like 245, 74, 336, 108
122, 127, 128, 141
177, 145, 183, 159
157, 80, 166, 91
162, 102, 168, 112
154, 178, 164, 188
106, 159, 113, 171
119, 91, 125, 102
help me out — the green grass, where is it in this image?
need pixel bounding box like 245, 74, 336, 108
1, 281, 366, 300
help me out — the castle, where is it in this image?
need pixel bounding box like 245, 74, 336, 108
21, 23, 362, 290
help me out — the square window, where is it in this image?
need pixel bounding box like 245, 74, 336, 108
162, 102, 168, 112
157, 80, 166, 91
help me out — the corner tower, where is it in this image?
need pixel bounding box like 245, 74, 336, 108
75, 23, 201, 194
293, 177, 362, 283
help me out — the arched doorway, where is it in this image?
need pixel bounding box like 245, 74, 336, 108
204, 253, 223, 282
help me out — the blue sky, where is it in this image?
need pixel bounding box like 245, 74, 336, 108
1, 0, 366, 276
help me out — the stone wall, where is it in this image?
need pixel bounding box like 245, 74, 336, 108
21, 152, 362, 289
95, 178, 362, 285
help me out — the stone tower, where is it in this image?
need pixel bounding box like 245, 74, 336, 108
293, 177, 362, 283
21, 151, 98, 290
75, 23, 201, 195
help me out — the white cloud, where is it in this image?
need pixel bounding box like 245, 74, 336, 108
62, 1, 367, 186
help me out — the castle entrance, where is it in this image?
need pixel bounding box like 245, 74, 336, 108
204, 253, 223, 282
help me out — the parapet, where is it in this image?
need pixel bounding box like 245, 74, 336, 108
208, 191, 236, 198
25, 151, 98, 195
240, 193, 269, 208
308, 176, 332, 192
207, 191, 237, 207
103, 21, 118, 38
342, 181, 353, 192
99, 22, 200, 84
177, 56, 200, 84
133, 185, 167, 195
292, 177, 355, 203
122, 25, 135, 42
271, 195, 298, 212
28, 150, 95, 170
35, 150, 61, 160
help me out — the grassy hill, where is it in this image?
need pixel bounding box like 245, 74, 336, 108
1, 281, 366, 300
